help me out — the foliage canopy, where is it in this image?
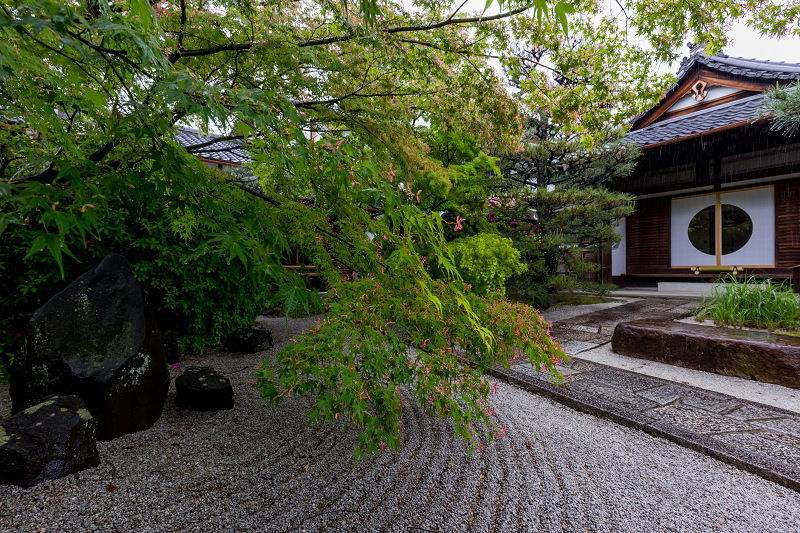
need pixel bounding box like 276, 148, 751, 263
2, 0, 797, 448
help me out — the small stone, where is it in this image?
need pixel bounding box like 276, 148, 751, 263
0, 395, 99, 488
222, 327, 273, 354
175, 367, 234, 411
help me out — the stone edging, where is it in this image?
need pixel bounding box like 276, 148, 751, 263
490, 366, 800, 493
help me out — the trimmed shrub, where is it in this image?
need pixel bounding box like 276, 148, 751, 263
448, 233, 526, 296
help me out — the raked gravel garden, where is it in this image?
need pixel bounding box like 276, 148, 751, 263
1, 315, 799, 533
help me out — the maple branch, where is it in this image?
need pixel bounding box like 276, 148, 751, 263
174, 5, 531, 59
446, 0, 471, 23
301, 6, 529, 47
8, 141, 116, 184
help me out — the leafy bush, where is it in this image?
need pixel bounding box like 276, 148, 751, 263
506, 266, 551, 310
0, 163, 292, 376
693, 274, 800, 331
581, 281, 618, 297
448, 233, 526, 296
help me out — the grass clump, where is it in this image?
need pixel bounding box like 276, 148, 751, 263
693, 274, 800, 331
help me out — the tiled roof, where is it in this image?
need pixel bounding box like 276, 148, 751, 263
630, 51, 800, 130
676, 52, 800, 82
626, 93, 766, 148
175, 128, 249, 165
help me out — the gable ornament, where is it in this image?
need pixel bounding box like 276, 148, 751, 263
691, 80, 709, 101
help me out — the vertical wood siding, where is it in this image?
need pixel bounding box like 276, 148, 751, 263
626, 198, 671, 272
776, 180, 800, 266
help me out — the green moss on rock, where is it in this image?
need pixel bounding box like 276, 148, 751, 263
23, 399, 55, 416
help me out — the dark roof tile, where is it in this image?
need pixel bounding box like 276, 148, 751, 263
175, 128, 249, 166
625, 93, 766, 148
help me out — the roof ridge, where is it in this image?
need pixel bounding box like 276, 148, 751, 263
699, 53, 800, 73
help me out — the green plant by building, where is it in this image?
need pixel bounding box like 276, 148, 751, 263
693, 274, 800, 332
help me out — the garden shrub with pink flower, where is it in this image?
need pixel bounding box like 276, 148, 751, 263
255, 276, 565, 459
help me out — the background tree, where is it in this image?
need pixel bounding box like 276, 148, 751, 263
495, 112, 638, 304
504, 0, 674, 132
763, 82, 800, 137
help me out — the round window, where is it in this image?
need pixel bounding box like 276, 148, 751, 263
688, 204, 753, 256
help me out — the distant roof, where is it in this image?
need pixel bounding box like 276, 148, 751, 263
626, 93, 766, 148
175, 128, 249, 166
629, 49, 800, 131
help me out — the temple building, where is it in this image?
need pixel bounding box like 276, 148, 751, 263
609, 48, 800, 286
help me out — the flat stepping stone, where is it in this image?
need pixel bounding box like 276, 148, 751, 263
0, 395, 100, 488
612, 319, 800, 389
560, 340, 600, 355
175, 367, 234, 411
222, 327, 273, 353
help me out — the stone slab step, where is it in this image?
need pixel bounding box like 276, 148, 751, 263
611, 319, 800, 389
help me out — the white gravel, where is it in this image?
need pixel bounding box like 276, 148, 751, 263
2, 315, 800, 532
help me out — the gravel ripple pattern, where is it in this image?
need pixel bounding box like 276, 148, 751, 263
2, 315, 800, 532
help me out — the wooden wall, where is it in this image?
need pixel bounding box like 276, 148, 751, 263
776, 180, 800, 267
626, 197, 671, 273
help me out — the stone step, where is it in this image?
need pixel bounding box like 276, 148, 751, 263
611, 319, 800, 389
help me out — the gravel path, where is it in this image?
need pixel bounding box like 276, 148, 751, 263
2, 315, 800, 532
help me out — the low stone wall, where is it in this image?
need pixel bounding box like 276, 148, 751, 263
611, 319, 800, 389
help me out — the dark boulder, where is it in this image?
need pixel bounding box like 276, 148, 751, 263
175, 367, 234, 411
0, 395, 100, 488
160, 330, 181, 365
612, 319, 800, 389
10, 253, 170, 440
222, 327, 273, 353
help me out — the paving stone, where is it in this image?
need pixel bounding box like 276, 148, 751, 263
669, 304, 697, 316
636, 385, 683, 406
751, 416, 800, 438
646, 404, 754, 435
512, 365, 553, 382
550, 327, 604, 343
725, 404, 791, 421
762, 430, 800, 450
638, 384, 742, 414
560, 340, 600, 355
567, 380, 660, 412
561, 299, 691, 326
567, 358, 606, 374
561, 324, 601, 334
573, 368, 662, 393
712, 431, 800, 468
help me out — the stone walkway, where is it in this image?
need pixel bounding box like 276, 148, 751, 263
493, 298, 800, 492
